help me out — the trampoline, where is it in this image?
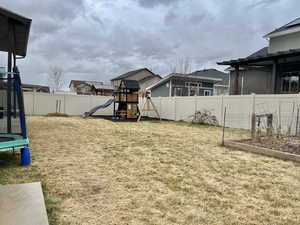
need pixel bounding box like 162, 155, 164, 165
0, 7, 32, 166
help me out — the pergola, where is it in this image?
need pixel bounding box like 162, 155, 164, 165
217, 49, 300, 95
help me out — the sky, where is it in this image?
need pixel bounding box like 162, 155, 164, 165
1, 0, 300, 88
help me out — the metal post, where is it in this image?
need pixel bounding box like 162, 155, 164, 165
296, 107, 299, 136
7, 51, 12, 133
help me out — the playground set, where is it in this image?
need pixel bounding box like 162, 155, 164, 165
83, 79, 160, 121
0, 7, 32, 166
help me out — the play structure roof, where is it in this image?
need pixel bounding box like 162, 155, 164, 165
121, 80, 140, 91
0, 7, 32, 57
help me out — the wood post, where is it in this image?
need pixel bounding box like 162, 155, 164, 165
266, 114, 273, 136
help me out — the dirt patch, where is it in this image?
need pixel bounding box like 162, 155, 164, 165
46, 113, 69, 117
242, 136, 300, 155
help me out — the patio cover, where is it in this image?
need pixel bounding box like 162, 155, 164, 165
0, 7, 32, 57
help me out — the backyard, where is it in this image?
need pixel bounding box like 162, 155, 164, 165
0, 117, 300, 225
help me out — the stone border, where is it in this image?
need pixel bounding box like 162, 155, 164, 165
225, 140, 300, 163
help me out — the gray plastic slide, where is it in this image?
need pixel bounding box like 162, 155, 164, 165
83, 98, 114, 118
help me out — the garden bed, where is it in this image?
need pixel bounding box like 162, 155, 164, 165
225, 136, 300, 163
242, 136, 300, 155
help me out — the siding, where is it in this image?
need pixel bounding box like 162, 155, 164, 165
150, 78, 215, 97
230, 67, 273, 95
151, 81, 170, 97
269, 31, 300, 53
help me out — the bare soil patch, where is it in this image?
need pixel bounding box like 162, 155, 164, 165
243, 136, 300, 155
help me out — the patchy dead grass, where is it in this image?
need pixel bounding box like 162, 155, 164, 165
0, 117, 300, 225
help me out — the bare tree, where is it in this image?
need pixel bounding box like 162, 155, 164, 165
169, 57, 193, 74
48, 66, 65, 92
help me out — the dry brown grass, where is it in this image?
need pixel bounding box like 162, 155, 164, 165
1, 117, 300, 225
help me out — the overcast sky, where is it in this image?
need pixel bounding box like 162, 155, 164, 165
1, 0, 300, 87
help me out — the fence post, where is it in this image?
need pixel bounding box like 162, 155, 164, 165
159, 97, 162, 118
32, 90, 36, 115
251, 93, 256, 139
220, 95, 224, 125
63, 93, 66, 114
194, 95, 198, 114
174, 96, 177, 121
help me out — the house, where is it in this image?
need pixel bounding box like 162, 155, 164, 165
188, 69, 229, 95
111, 68, 161, 91
22, 84, 50, 93
69, 80, 114, 96
218, 17, 300, 95
147, 73, 222, 97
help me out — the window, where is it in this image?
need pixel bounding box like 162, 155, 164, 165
204, 90, 211, 96
281, 72, 300, 93
185, 82, 200, 96
174, 87, 183, 96
189, 88, 198, 96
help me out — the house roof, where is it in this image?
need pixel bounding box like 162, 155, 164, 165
247, 47, 268, 58
187, 69, 229, 86
264, 17, 300, 38
222, 47, 269, 71
217, 48, 300, 66
22, 84, 50, 92
111, 68, 161, 81
0, 7, 32, 57
69, 80, 114, 90
147, 73, 222, 90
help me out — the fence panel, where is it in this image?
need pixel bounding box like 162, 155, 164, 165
90, 96, 114, 116
159, 97, 175, 120
223, 95, 253, 129
175, 97, 196, 121
255, 94, 299, 135
34, 93, 65, 115
23, 92, 34, 115
65, 95, 91, 116
23, 92, 300, 133
195, 96, 222, 125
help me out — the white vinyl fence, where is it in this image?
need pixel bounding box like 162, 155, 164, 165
24, 92, 300, 134
23, 92, 114, 116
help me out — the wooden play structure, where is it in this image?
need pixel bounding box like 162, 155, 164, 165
138, 91, 160, 122
113, 80, 140, 119
113, 80, 161, 121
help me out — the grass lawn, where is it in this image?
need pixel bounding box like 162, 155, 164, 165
0, 116, 300, 225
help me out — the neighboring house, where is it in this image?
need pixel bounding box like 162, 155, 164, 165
218, 17, 300, 95
147, 73, 222, 97
188, 69, 229, 95
69, 80, 114, 96
22, 84, 50, 93
111, 68, 162, 91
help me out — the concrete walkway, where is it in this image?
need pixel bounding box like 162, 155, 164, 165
0, 182, 49, 225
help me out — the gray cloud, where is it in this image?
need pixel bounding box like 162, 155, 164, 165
246, 0, 281, 9
0, 0, 299, 89
134, 0, 185, 8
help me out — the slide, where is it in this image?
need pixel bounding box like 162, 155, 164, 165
83, 98, 114, 118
